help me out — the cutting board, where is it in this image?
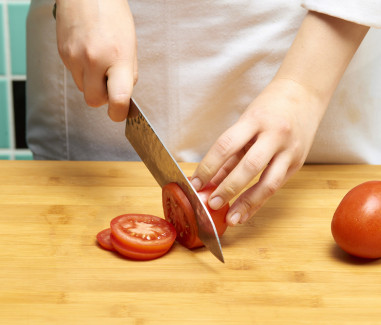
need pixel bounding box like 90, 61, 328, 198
1, 161, 381, 324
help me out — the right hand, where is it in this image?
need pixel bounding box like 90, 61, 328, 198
55, 0, 138, 121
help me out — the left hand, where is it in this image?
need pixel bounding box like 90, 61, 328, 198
191, 78, 322, 226
191, 11, 369, 226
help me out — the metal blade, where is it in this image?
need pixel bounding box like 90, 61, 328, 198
125, 98, 224, 262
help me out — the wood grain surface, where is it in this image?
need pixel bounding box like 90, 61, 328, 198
1, 161, 381, 324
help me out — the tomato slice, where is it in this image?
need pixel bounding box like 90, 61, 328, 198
110, 234, 170, 260
96, 228, 116, 251
162, 182, 229, 249
110, 214, 177, 260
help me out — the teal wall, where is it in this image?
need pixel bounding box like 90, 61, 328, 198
0, 0, 32, 160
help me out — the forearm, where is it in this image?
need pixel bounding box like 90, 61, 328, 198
275, 11, 369, 109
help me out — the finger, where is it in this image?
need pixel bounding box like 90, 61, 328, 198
82, 66, 108, 107
210, 150, 245, 186
133, 40, 139, 86
106, 62, 134, 122
226, 154, 292, 226
208, 135, 278, 211
67, 63, 84, 93
57, 44, 85, 93
191, 119, 258, 191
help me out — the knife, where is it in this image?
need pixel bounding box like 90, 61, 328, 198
125, 98, 224, 263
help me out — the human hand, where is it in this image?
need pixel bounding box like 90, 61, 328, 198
191, 78, 324, 226
55, 0, 138, 121
191, 11, 369, 227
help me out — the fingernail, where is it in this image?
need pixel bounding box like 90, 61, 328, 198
190, 177, 202, 191
209, 196, 224, 210
229, 212, 241, 225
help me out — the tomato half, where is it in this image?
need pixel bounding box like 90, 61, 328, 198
96, 228, 116, 251
110, 214, 177, 260
331, 181, 381, 259
162, 182, 229, 249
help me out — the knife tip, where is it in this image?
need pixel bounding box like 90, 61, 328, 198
214, 251, 225, 263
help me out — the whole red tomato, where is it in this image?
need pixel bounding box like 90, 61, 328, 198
162, 181, 228, 249
331, 181, 381, 259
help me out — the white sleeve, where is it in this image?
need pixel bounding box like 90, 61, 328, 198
301, 0, 381, 28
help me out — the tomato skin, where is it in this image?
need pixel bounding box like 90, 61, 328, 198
96, 228, 116, 251
162, 182, 229, 249
331, 181, 381, 259
109, 214, 177, 260
110, 234, 172, 261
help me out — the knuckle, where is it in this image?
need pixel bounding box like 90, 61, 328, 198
214, 134, 234, 158
243, 154, 262, 173
107, 43, 122, 57
278, 120, 292, 137
109, 94, 130, 110
287, 142, 306, 168
197, 162, 214, 179
58, 42, 78, 62
289, 145, 299, 158
292, 157, 304, 170
241, 197, 254, 216
83, 47, 100, 67
223, 183, 239, 198
263, 178, 282, 197
290, 139, 302, 155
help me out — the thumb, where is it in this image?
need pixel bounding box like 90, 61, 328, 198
106, 62, 135, 122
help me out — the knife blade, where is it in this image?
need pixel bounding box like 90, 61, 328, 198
125, 98, 224, 263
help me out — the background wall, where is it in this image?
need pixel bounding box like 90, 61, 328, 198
0, 0, 31, 160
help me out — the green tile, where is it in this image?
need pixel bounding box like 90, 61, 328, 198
15, 151, 33, 160
0, 80, 10, 148
8, 3, 29, 75
0, 153, 10, 160
0, 5, 5, 75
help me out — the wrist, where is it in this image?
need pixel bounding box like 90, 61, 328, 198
274, 11, 368, 108
266, 77, 328, 121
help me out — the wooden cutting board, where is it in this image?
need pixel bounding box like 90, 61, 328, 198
1, 160, 381, 324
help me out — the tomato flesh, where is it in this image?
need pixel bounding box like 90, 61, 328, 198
110, 214, 177, 260
163, 183, 199, 248
162, 182, 228, 249
331, 181, 381, 259
96, 228, 116, 251
110, 234, 170, 260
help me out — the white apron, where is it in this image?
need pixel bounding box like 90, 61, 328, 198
26, 0, 381, 163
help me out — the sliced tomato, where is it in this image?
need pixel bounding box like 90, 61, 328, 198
110, 214, 176, 260
162, 182, 229, 249
110, 234, 170, 260
96, 228, 116, 251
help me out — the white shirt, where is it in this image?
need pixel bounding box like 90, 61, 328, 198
26, 0, 381, 163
